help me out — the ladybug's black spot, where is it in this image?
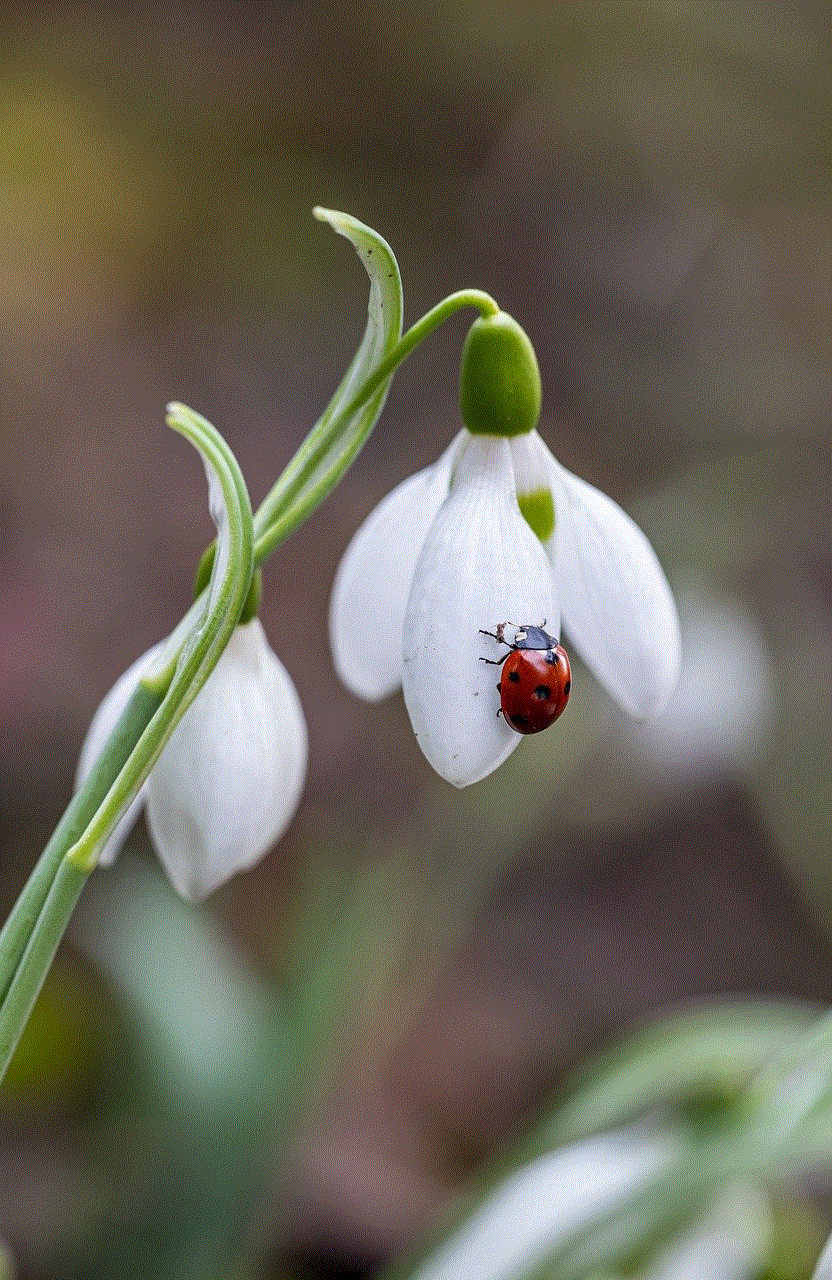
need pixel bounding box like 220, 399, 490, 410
509, 713, 529, 727
533, 684, 551, 700
507, 669, 521, 683
564, 680, 571, 695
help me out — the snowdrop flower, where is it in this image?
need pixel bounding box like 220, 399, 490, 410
76, 619, 307, 900
330, 311, 680, 786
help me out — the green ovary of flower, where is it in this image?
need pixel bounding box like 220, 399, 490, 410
459, 312, 541, 438
517, 488, 555, 542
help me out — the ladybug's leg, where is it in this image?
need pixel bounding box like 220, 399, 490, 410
479, 625, 510, 665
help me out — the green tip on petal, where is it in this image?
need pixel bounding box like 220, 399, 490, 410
459, 311, 541, 438
517, 487, 555, 542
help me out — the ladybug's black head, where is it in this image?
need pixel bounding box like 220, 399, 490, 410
513, 624, 557, 652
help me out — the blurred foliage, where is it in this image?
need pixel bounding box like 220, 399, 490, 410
0, 962, 115, 1112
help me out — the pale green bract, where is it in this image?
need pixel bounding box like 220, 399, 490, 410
251, 207, 404, 561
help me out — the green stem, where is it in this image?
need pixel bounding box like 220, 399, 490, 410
0, 681, 164, 1009
252, 289, 499, 562
0, 858, 90, 1081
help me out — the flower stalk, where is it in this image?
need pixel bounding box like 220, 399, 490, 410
251, 285, 500, 559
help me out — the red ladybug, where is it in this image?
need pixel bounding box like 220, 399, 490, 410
479, 623, 571, 735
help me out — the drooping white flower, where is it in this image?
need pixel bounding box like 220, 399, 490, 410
330, 424, 680, 787
76, 619, 307, 900
330, 309, 679, 786
401, 433, 558, 786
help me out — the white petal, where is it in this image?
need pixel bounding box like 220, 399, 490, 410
402, 434, 558, 788
329, 435, 462, 700
146, 620, 307, 901
411, 1128, 672, 1280
75, 643, 164, 866
509, 429, 555, 517
549, 455, 681, 718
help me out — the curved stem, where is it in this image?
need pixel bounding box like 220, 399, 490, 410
330, 288, 500, 446
252, 289, 499, 562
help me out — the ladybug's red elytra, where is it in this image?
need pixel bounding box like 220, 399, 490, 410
479, 622, 571, 735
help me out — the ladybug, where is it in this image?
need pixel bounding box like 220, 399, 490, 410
479, 622, 571, 735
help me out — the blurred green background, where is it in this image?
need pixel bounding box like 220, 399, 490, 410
0, 3, 829, 1277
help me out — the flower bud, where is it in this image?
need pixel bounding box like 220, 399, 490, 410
459, 311, 541, 438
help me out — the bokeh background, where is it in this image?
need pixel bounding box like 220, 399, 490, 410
0, 3, 829, 1277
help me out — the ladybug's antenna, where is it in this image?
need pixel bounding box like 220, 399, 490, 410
479, 622, 516, 645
